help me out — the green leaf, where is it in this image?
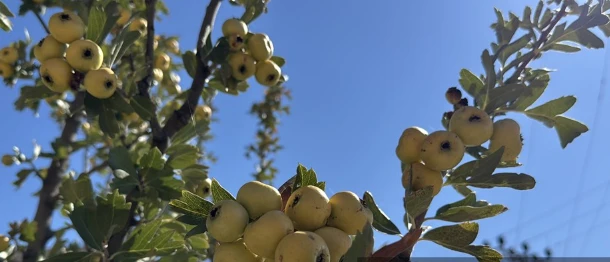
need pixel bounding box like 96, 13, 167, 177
105, 92, 134, 114
292, 163, 318, 191
448, 147, 504, 182
465, 146, 486, 160
363, 191, 400, 235
185, 224, 207, 239
166, 144, 200, 169
343, 222, 374, 261
405, 186, 434, 219
436, 193, 477, 217
315, 181, 326, 191
117, 220, 185, 261
85, 4, 105, 43
130, 96, 156, 121
458, 69, 485, 106
0, 1, 14, 17
554, 115, 589, 148
84, 93, 104, 117
208, 37, 231, 64
69, 207, 105, 250
533, 1, 543, 28
96, 189, 131, 235
498, 34, 530, 64
98, 108, 120, 137
525, 96, 576, 126
110, 169, 140, 194
481, 49, 496, 106
547, 43, 581, 52
432, 204, 508, 222
41, 252, 102, 262
145, 174, 184, 201
556, 29, 604, 49
110, 30, 142, 66
241, 1, 266, 24
95, 1, 120, 45
140, 147, 165, 170
511, 74, 549, 111
169, 190, 214, 224
210, 179, 236, 202
182, 51, 197, 78
171, 120, 210, 146
422, 222, 479, 247
19, 220, 37, 243
462, 173, 536, 190
0, 13, 12, 31
270, 56, 286, 67
453, 185, 474, 197
484, 84, 526, 113
60, 174, 95, 207
436, 244, 502, 262
109, 147, 137, 176
12, 168, 34, 188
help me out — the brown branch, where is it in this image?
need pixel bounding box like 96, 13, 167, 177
22, 91, 86, 262
369, 211, 427, 262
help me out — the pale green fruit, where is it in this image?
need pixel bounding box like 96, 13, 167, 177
254, 60, 281, 87
34, 35, 67, 62
213, 239, 258, 262
48, 11, 85, 43
401, 162, 443, 196
449, 106, 493, 146
65, 39, 103, 72
228, 52, 256, 81
237, 181, 283, 220
222, 18, 248, 37
274, 231, 330, 262
395, 126, 428, 164
84, 68, 118, 99
488, 118, 523, 162
40, 58, 73, 93
327, 191, 373, 235
243, 210, 294, 259
284, 185, 331, 231
206, 200, 249, 243
420, 130, 465, 171
314, 227, 352, 262
247, 33, 274, 62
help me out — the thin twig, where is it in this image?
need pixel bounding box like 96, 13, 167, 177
34, 12, 49, 34
84, 161, 109, 176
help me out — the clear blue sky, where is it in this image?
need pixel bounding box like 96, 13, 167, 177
1, 0, 609, 259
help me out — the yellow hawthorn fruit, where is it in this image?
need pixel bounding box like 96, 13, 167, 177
129, 18, 148, 35
445, 87, 462, 105
214, 239, 259, 262
196, 178, 212, 198
401, 162, 443, 196
194, 105, 212, 121
274, 231, 330, 262
488, 118, 523, 162
155, 53, 171, 70
254, 60, 281, 87
206, 200, 249, 243
48, 11, 85, 44
237, 181, 283, 220
116, 9, 131, 26
243, 210, 294, 259
2, 155, 14, 166
449, 106, 493, 146
228, 53, 256, 81
314, 227, 352, 262
284, 185, 332, 231
395, 126, 428, 164
84, 68, 119, 99
222, 18, 248, 37
40, 58, 73, 93
0, 235, 9, 251
420, 130, 465, 171
0, 62, 14, 78
167, 39, 179, 54
247, 33, 274, 62
66, 39, 103, 72
166, 83, 181, 95
228, 34, 245, 52
153, 68, 164, 82
34, 35, 67, 62
123, 112, 139, 122
326, 191, 373, 235
0, 47, 19, 64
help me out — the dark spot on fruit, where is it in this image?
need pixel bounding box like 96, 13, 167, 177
210, 206, 220, 218
360, 199, 368, 208
2, 50, 8, 55
266, 74, 276, 82
469, 115, 481, 122
204, 187, 210, 194
43, 75, 53, 84
308, 234, 315, 241
104, 80, 113, 89
83, 48, 92, 59
440, 141, 451, 151
60, 13, 71, 21
0, 70, 3, 75
339, 256, 345, 262
37, 38, 45, 47
458, 98, 468, 106
291, 194, 301, 207
140, 25, 146, 31
236, 36, 244, 43
316, 253, 326, 262
238, 65, 247, 74
278, 255, 283, 262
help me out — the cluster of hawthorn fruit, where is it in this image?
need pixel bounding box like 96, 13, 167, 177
192, 178, 372, 262
396, 87, 523, 196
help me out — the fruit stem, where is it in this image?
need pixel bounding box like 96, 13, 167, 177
34, 11, 50, 34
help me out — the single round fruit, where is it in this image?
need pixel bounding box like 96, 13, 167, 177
123, 112, 139, 122
284, 185, 331, 231
40, 58, 73, 93
243, 210, 294, 259
0, 47, 19, 64
66, 39, 103, 72
228, 53, 256, 81
166, 83, 181, 95
206, 200, 249, 243
116, 9, 131, 25
314, 227, 352, 262
0, 62, 14, 78
237, 181, 283, 220
449, 106, 493, 146
247, 33, 274, 62
488, 118, 523, 162
401, 162, 443, 196
327, 191, 373, 235
395, 126, 428, 164
0, 235, 9, 251
196, 178, 212, 198
129, 18, 148, 35
420, 130, 465, 171
228, 34, 246, 52
222, 18, 248, 37
254, 60, 281, 87
445, 87, 462, 105
34, 35, 67, 62
167, 39, 179, 54
155, 53, 171, 70
275, 231, 330, 262
194, 105, 212, 121
48, 11, 85, 44
153, 68, 164, 82
214, 239, 259, 262
2, 155, 14, 166
84, 68, 119, 99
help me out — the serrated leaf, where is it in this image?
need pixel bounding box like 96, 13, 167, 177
484, 84, 526, 113
554, 115, 589, 148
525, 96, 576, 125
166, 144, 200, 169
315, 181, 326, 191
458, 69, 485, 106
292, 163, 318, 191
41, 252, 101, 262
109, 147, 137, 176
19, 220, 37, 243
0, 1, 14, 17
422, 222, 479, 247
118, 220, 185, 260
96, 190, 131, 236
448, 147, 504, 182
436, 244, 502, 262
110, 169, 140, 194
405, 186, 434, 219
169, 190, 214, 224
436, 193, 477, 217
60, 174, 95, 207
270, 56, 286, 67
462, 173, 536, 190
343, 222, 374, 261
548, 43, 581, 52
130, 96, 156, 121
432, 204, 508, 222
144, 168, 184, 201
185, 223, 207, 239
182, 51, 197, 78
140, 147, 164, 170
210, 179, 236, 202
363, 191, 400, 235
171, 120, 210, 146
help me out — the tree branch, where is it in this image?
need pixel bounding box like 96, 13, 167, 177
22, 91, 86, 262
